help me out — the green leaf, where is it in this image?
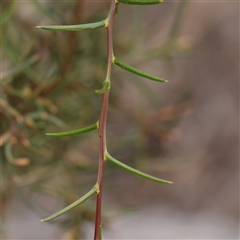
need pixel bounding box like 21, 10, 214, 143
46, 123, 98, 137
36, 20, 106, 31
95, 81, 110, 94
118, 0, 163, 5
105, 152, 172, 184
113, 57, 168, 83
41, 184, 99, 222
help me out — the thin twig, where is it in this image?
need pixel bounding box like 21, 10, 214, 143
94, 1, 116, 239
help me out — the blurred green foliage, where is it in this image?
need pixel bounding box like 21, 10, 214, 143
1, 1, 191, 238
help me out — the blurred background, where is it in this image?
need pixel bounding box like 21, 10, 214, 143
1, 0, 239, 239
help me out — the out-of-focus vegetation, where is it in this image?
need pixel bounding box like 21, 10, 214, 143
2, 0, 222, 239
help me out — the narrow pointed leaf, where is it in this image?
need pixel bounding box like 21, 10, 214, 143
37, 20, 106, 31
95, 81, 110, 94
106, 153, 172, 184
41, 184, 98, 222
46, 123, 98, 137
118, 0, 163, 4
113, 57, 167, 83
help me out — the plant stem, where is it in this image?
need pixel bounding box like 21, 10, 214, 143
94, 1, 116, 240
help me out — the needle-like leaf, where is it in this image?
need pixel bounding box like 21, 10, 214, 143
105, 152, 172, 184
46, 123, 98, 137
36, 20, 106, 31
118, 0, 163, 5
113, 57, 168, 83
95, 81, 111, 94
41, 184, 99, 222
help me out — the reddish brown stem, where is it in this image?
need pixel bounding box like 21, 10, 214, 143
93, 1, 116, 240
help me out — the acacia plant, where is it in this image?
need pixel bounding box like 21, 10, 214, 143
38, 0, 172, 239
